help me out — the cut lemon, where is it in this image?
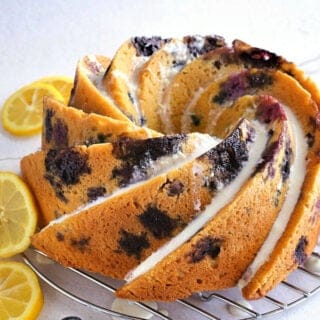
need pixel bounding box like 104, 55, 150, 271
1, 83, 63, 136
32, 75, 73, 104
0, 261, 43, 320
0, 172, 38, 258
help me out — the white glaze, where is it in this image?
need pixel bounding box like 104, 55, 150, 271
112, 55, 148, 123
111, 298, 157, 320
162, 40, 190, 66
45, 133, 220, 228
180, 87, 205, 133
159, 37, 209, 133
227, 299, 252, 317
158, 40, 190, 133
80, 55, 128, 115
125, 122, 268, 282
82, 54, 105, 78
238, 105, 308, 289
83, 62, 121, 112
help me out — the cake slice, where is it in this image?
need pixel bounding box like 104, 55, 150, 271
101, 36, 170, 125
239, 101, 320, 300
42, 96, 161, 150
69, 55, 130, 121
31, 119, 255, 279
116, 98, 295, 301
182, 68, 318, 135
166, 46, 244, 133
22, 132, 218, 226
233, 39, 320, 108
138, 35, 225, 132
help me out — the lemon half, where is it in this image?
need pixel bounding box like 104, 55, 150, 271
0, 261, 43, 320
1, 83, 63, 136
0, 172, 38, 258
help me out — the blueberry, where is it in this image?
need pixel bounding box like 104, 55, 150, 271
118, 230, 150, 260
189, 237, 222, 263
87, 186, 106, 201
112, 135, 186, 186
70, 237, 91, 253
53, 119, 68, 148
138, 206, 179, 239
294, 236, 308, 265
132, 36, 168, 56
45, 149, 91, 186
166, 180, 184, 196
238, 47, 281, 69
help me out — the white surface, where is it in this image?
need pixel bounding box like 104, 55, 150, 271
1, 1, 320, 319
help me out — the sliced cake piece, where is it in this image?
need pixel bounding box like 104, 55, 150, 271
69, 55, 130, 121
165, 46, 244, 133
31, 120, 255, 279
138, 35, 226, 132
42, 96, 161, 150
239, 104, 320, 300
182, 69, 318, 135
166, 39, 320, 134
22, 133, 218, 226
101, 36, 170, 125
116, 98, 295, 301
233, 39, 320, 108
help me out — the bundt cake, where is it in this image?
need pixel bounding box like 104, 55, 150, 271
25, 35, 320, 302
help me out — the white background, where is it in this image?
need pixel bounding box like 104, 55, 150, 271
1, 1, 320, 319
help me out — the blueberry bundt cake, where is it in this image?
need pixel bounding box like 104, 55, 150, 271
25, 35, 320, 302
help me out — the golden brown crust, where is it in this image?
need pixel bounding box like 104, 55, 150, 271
243, 164, 320, 299
69, 55, 130, 121
42, 96, 161, 150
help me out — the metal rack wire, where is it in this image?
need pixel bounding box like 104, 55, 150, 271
22, 248, 320, 320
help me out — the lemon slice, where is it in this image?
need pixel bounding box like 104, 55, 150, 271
0, 172, 38, 258
1, 83, 63, 136
0, 261, 43, 320
33, 75, 73, 104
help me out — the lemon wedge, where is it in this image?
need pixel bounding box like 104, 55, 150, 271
33, 75, 73, 104
0, 172, 38, 258
1, 83, 63, 136
0, 261, 43, 320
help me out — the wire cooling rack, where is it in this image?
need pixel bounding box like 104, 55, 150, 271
22, 247, 320, 320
